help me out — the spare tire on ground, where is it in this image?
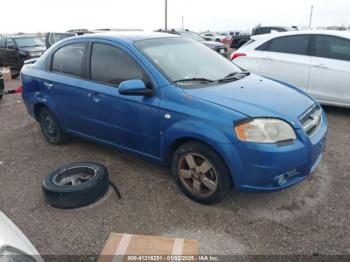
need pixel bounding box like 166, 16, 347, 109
42, 162, 109, 209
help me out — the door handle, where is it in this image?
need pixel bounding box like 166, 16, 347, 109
314, 64, 328, 69
43, 82, 53, 89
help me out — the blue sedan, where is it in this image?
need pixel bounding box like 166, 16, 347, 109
21, 32, 327, 204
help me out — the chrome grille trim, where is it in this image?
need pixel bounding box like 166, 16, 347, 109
299, 104, 322, 137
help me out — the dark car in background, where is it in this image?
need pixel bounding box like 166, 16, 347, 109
0, 35, 46, 75
230, 26, 295, 49
0, 72, 4, 100
156, 29, 227, 57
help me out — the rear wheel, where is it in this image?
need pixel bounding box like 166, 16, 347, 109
39, 107, 68, 144
171, 142, 232, 204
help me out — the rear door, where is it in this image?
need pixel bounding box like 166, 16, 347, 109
45, 42, 98, 137
308, 35, 350, 106
257, 35, 312, 90
85, 42, 161, 157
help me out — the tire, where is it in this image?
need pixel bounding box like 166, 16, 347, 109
42, 162, 110, 209
171, 142, 232, 204
0, 94, 3, 100
39, 107, 68, 144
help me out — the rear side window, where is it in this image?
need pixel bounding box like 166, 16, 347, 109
314, 35, 350, 61
90, 43, 144, 86
51, 43, 85, 77
257, 35, 310, 55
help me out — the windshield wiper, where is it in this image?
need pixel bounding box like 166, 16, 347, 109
217, 71, 250, 83
173, 77, 215, 84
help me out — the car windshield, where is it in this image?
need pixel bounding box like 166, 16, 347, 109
13, 37, 45, 48
180, 31, 204, 42
135, 37, 242, 87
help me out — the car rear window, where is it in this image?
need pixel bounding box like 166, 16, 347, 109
256, 35, 310, 56
314, 35, 350, 61
51, 43, 85, 77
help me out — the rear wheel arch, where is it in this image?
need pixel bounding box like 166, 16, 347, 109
34, 102, 48, 121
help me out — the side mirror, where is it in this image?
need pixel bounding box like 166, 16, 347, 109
119, 79, 153, 97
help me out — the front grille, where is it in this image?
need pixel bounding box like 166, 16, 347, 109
299, 104, 322, 136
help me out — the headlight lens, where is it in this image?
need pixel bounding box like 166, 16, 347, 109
235, 118, 296, 143
0, 247, 37, 262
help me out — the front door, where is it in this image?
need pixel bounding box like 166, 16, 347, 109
87, 42, 161, 157
4, 38, 18, 70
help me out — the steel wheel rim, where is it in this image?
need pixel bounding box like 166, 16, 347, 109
177, 153, 218, 197
53, 166, 97, 186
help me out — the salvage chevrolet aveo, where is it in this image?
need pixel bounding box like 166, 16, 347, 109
21, 32, 327, 204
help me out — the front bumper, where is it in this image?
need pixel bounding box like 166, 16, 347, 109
223, 112, 327, 192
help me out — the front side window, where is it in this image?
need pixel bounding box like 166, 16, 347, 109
51, 43, 85, 77
90, 43, 145, 86
135, 37, 242, 87
257, 35, 310, 56
314, 35, 350, 61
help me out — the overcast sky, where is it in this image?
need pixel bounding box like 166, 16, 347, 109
1, 0, 349, 33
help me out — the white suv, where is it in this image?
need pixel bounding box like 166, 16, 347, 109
231, 30, 350, 108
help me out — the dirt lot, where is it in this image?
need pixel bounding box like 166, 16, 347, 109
0, 79, 350, 256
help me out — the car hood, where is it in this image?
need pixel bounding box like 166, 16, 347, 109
19, 46, 46, 52
184, 74, 314, 127
0, 212, 42, 260
202, 40, 225, 47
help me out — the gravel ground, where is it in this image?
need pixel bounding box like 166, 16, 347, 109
0, 79, 349, 257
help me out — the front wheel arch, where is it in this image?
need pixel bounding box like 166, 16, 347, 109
166, 138, 235, 188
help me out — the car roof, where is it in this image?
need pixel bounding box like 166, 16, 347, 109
75, 31, 179, 43
251, 30, 350, 41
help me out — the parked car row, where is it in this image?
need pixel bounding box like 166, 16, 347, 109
230, 25, 296, 49
0, 35, 46, 75
156, 29, 227, 57
231, 30, 350, 107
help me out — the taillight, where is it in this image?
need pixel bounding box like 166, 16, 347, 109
230, 52, 246, 61
15, 85, 23, 93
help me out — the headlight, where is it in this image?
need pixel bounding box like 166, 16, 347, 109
0, 247, 37, 262
235, 118, 296, 143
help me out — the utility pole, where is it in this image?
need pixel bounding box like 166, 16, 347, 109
309, 5, 314, 29
165, 0, 168, 30
182, 16, 184, 30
